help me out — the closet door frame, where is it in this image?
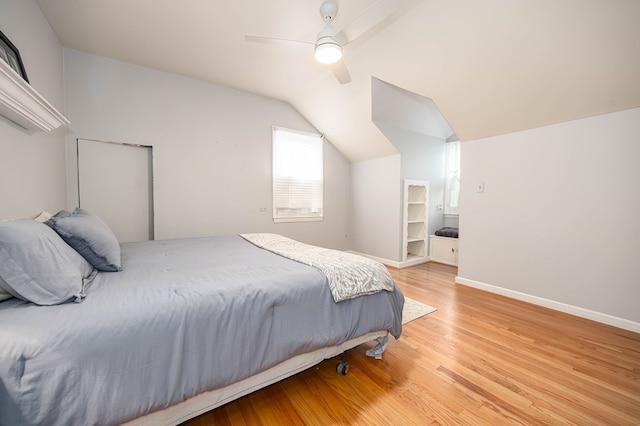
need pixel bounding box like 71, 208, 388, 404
77, 138, 154, 242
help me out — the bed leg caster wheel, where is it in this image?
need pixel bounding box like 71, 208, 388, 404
336, 360, 349, 375
336, 352, 349, 375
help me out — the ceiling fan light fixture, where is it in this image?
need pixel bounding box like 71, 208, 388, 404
314, 37, 342, 64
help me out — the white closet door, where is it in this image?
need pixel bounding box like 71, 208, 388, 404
77, 138, 154, 242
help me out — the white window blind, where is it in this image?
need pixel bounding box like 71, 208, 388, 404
272, 126, 323, 222
444, 140, 461, 215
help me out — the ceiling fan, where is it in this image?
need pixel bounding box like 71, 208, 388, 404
244, 0, 405, 84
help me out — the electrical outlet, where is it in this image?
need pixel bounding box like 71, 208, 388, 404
259, 207, 268, 212
476, 182, 485, 193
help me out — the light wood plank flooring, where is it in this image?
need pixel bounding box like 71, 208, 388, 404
184, 262, 640, 425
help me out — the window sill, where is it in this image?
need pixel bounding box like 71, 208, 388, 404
273, 217, 323, 223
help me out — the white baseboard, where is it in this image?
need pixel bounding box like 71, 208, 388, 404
455, 276, 640, 334
398, 256, 430, 269
348, 251, 401, 268
429, 258, 458, 267
348, 251, 429, 269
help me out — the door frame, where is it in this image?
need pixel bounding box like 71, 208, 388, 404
76, 138, 155, 241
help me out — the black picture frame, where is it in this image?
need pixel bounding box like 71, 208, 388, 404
0, 29, 29, 83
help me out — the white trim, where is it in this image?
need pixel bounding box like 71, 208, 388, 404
349, 251, 429, 269
402, 179, 429, 262
349, 251, 400, 268
430, 259, 457, 267
272, 125, 323, 139
273, 216, 322, 223
399, 256, 430, 269
0, 59, 70, 132
455, 276, 640, 333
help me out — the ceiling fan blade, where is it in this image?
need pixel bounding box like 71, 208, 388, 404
244, 34, 313, 48
334, 0, 405, 46
331, 60, 351, 84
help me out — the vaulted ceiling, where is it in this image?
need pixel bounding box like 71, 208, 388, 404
36, 0, 640, 162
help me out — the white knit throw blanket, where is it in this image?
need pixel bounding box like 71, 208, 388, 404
240, 233, 395, 303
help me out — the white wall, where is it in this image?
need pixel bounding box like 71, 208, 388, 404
63, 49, 351, 249
383, 126, 446, 238
370, 77, 452, 260
351, 154, 402, 262
349, 137, 445, 265
458, 107, 640, 330
0, 0, 66, 220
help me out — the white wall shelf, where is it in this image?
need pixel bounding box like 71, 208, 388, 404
402, 179, 429, 266
0, 59, 69, 132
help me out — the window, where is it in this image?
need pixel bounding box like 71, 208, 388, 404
272, 126, 323, 222
444, 140, 460, 215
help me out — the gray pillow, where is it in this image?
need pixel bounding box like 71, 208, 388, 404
0, 219, 96, 305
47, 208, 122, 272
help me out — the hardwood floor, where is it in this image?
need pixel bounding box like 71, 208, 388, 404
183, 262, 640, 425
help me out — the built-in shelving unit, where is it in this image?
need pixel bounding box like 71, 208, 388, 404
0, 59, 69, 132
402, 179, 429, 266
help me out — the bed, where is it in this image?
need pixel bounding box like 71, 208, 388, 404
0, 210, 404, 425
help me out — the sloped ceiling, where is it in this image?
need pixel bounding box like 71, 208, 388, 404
372, 77, 456, 142
36, 0, 640, 162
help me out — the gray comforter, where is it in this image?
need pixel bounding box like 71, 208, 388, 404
0, 235, 403, 425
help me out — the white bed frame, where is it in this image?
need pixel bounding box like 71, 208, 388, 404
124, 330, 387, 425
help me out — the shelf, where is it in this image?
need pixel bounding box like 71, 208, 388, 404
0, 59, 70, 132
406, 253, 426, 262
407, 185, 427, 204
403, 179, 429, 264
407, 240, 425, 257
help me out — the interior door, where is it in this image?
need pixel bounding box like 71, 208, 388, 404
77, 138, 154, 242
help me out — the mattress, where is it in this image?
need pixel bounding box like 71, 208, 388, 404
0, 234, 404, 425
